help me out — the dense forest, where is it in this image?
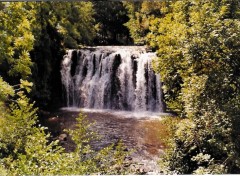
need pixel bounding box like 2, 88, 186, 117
0, 1, 240, 174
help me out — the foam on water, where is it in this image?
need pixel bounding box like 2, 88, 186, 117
60, 107, 171, 119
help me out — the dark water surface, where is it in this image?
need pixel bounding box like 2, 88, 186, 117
42, 108, 168, 173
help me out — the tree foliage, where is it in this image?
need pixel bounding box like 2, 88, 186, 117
93, 1, 130, 45
0, 2, 34, 79
53, 2, 96, 48
124, 1, 166, 45
0, 90, 129, 175
142, 0, 240, 174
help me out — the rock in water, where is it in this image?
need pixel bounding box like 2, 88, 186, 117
59, 133, 67, 141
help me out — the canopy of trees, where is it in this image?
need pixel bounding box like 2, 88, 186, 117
93, 1, 131, 45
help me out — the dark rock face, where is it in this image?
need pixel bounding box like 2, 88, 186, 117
61, 46, 165, 112
70, 50, 78, 77
110, 54, 122, 109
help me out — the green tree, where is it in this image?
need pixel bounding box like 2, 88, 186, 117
0, 89, 130, 175
93, 1, 130, 45
0, 2, 36, 119
55, 2, 96, 48
124, 1, 166, 45
0, 2, 35, 80
146, 0, 240, 173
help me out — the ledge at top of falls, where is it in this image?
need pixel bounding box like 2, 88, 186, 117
66, 45, 153, 53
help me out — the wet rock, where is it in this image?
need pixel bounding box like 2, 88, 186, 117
59, 133, 67, 141
47, 117, 60, 125
136, 167, 147, 175
46, 117, 62, 135
125, 156, 132, 160
39, 110, 50, 116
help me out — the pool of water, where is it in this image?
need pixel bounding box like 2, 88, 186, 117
42, 108, 170, 174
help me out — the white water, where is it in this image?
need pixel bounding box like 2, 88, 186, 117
60, 107, 171, 119
61, 46, 164, 112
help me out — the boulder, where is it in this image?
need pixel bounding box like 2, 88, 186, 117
59, 133, 67, 141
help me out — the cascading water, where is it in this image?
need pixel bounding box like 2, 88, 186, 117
61, 46, 164, 112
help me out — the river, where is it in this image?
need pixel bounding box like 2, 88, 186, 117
42, 108, 170, 174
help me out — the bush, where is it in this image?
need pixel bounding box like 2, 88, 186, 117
0, 89, 130, 175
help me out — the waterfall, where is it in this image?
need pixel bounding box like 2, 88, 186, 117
61, 46, 164, 112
